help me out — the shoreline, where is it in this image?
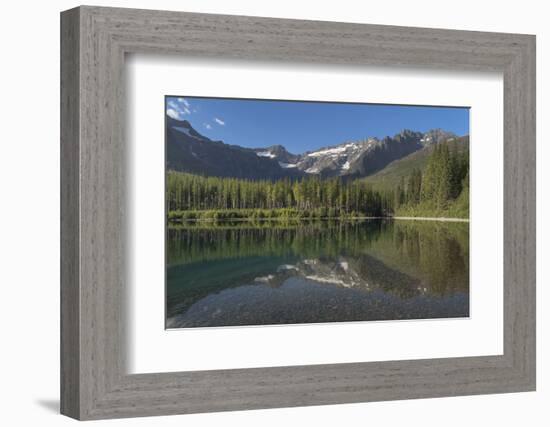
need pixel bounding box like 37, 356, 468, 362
392, 216, 469, 223
169, 215, 469, 224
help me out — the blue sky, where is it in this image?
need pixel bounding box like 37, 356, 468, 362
166, 96, 469, 155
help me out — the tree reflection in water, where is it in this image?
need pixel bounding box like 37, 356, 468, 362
166, 219, 469, 328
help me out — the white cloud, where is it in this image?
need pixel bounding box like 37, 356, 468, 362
166, 108, 183, 120
177, 97, 190, 108
166, 97, 191, 119
214, 117, 225, 126
204, 123, 212, 129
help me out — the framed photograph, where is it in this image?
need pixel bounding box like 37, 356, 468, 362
61, 6, 536, 420
164, 97, 471, 329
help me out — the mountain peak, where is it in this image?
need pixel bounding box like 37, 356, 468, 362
167, 115, 211, 142
166, 115, 191, 128
421, 129, 457, 145
253, 144, 299, 164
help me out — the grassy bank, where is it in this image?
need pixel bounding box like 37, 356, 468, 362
167, 207, 383, 222
168, 206, 468, 223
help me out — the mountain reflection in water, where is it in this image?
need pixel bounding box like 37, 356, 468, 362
166, 219, 469, 328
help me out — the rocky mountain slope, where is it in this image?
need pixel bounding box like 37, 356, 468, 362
166, 117, 301, 180
166, 115, 462, 180
363, 135, 470, 191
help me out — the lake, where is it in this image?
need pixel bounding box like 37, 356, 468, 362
166, 219, 469, 328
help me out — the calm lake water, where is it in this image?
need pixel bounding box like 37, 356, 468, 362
166, 219, 469, 328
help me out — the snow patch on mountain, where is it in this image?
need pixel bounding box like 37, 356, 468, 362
305, 166, 321, 174
279, 162, 297, 168
307, 143, 359, 157
256, 151, 276, 158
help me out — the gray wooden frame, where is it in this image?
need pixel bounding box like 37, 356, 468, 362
60, 5, 536, 420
